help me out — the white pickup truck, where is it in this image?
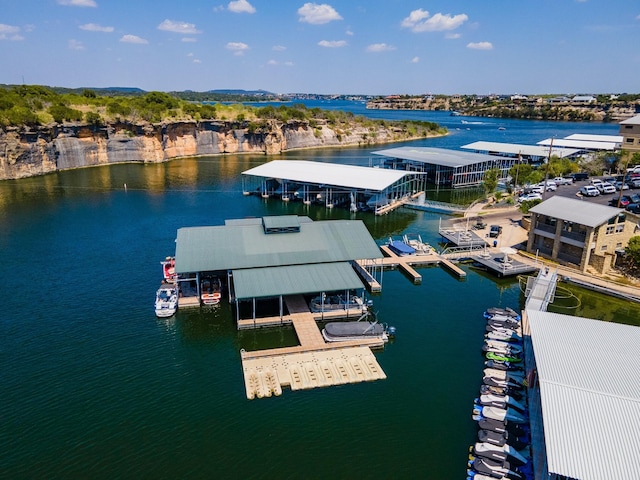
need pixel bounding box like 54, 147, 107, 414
553, 176, 573, 185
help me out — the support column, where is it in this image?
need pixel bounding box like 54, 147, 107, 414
551, 219, 562, 260
580, 227, 595, 273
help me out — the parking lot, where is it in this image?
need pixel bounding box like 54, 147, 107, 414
523, 176, 639, 208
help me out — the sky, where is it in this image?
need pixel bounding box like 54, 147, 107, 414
1, 0, 639, 95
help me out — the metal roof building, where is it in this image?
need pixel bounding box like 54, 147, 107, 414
528, 196, 621, 228
173, 216, 383, 319
460, 141, 579, 160
526, 310, 640, 480
537, 138, 619, 151
371, 146, 520, 188
564, 133, 623, 145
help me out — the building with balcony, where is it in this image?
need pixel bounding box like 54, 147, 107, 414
526, 196, 639, 273
620, 114, 640, 153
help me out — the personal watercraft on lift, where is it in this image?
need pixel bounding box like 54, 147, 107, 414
473, 406, 528, 424
475, 393, 526, 412
486, 351, 522, 363
473, 442, 529, 466
478, 429, 529, 451
484, 359, 524, 372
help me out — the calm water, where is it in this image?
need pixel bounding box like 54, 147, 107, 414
1, 106, 636, 479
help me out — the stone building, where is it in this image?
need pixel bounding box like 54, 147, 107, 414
620, 114, 640, 154
526, 196, 639, 274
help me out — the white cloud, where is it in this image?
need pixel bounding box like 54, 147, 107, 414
284, 61, 294, 66
226, 41, 249, 55
228, 0, 256, 13
267, 59, 278, 65
193, 59, 202, 63
445, 32, 461, 39
318, 39, 347, 48
120, 34, 148, 44
267, 60, 293, 66
636, 14, 640, 20
79, 23, 114, 32
411, 56, 419, 63
298, 3, 342, 25
366, 43, 395, 52
401, 9, 468, 32
57, 0, 97, 6
273, 45, 286, 51
0, 23, 24, 40
182, 37, 197, 42
158, 19, 201, 34
68, 39, 85, 50
467, 41, 493, 50
346, 29, 354, 36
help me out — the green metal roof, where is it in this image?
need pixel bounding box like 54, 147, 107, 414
174, 217, 382, 274
232, 262, 364, 299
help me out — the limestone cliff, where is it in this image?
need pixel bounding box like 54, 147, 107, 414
0, 119, 435, 180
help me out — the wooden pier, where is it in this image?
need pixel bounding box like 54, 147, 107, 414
240, 295, 387, 399
374, 244, 466, 282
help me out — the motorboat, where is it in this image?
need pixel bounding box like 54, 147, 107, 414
201, 277, 222, 306
321, 313, 393, 343
155, 283, 178, 318
387, 237, 416, 256
474, 406, 528, 424
161, 256, 176, 283
309, 294, 367, 313
473, 442, 529, 466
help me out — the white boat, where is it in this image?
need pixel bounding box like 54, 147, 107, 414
155, 284, 178, 318
309, 294, 366, 313
402, 234, 435, 255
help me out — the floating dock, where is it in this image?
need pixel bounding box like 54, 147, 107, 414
239, 295, 387, 399
439, 226, 487, 247
374, 244, 466, 282
472, 252, 539, 277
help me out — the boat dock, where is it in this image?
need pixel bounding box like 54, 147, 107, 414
239, 294, 387, 399
472, 251, 539, 277
438, 226, 487, 247
373, 244, 466, 282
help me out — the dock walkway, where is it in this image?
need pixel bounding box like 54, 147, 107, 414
240, 294, 386, 400
375, 244, 466, 281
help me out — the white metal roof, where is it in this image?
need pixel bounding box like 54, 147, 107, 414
461, 141, 579, 159
242, 160, 406, 191
537, 138, 618, 151
372, 146, 504, 168
620, 114, 640, 125
526, 310, 640, 480
564, 133, 623, 143
529, 196, 621, 228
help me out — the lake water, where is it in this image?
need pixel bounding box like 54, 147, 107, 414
1, 105, 636, 479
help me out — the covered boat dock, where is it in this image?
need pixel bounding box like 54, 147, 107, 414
371, 146, 521, 188
461, 141, 580, 163
241, 160, 413, 214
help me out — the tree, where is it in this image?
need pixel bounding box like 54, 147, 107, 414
625, 236, 640, 265
483, 167, 500, 194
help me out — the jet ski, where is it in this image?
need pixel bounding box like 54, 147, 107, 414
486, 351, 522, 363
469, 457, 523, 480
480, 384, 525, 401
473, 442, 529, 466
485, 359, 524, 372
479, 429, 529, 450
478, 418, 528, 438
473, 406, 528, 424
486, 330, 522, 343
475, 393, 526, 412
485, 307, 520, 320
484, 368, 525, 383
483, 341, 523, 356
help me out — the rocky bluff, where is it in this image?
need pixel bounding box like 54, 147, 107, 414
0, 119, 425, 180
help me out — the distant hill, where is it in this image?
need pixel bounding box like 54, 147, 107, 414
207, 89, 275, 96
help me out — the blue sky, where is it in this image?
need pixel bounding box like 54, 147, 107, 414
1, 0, 639, 95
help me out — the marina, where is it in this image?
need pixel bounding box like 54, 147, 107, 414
2, 104, 634, 480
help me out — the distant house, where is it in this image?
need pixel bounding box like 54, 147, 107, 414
571, 95, 596, 104
620, 114, 640, 154
510, 94, 528, 101
547, 96, 571, 104
526, 196, 639, 274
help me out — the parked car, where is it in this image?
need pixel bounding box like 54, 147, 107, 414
518, 192, 542, 202
609, 196, 632, 207
538, 180, 557, 191
590, 178, 604, 188
614, 181, 630, 191
600, 183, 616, 194
626, 203, 640, 214
489, 225, 503, 238
580, 185, 600, 197
628, 178, 640, 189
554, 176, 573, 185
